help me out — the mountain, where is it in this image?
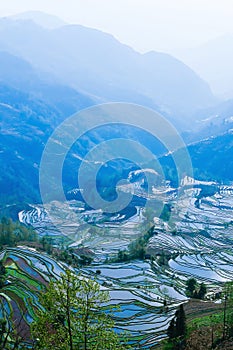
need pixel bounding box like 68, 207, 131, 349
175, 35, 233, 99
0, 13, 229, 210
161, 130, 233, 184
0, 15, 216, 126
0, 83, 55, 205
9, 11, 66, 29
182, 97, 233, 144
0, 50, 229, 208
189, 131, 233, 182
0, 51, 94, 120
0, 52, 95, 208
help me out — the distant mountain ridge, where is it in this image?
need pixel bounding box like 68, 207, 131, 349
182, 97, 233, 143
0, 12, 231, 211
0, 51, 94, 121
9, 11, 67, 29
0, 13, 216, 126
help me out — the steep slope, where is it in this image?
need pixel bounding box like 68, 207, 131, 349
0, 14, 227, 209
0, 83, 55, 205
189, 131, 233, 182
0, 51, 94, 121
0, 16, 216, 125
161, 131, 233, 184
182, 97, 233, 143
0, 52, 95, 208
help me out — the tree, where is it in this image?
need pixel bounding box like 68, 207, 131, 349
223, 281, 233, 339
0, 260, 6, 289
167, 304, 186, 349
31, 269, 131, 350
0, 218, 37, 247
167, 317, 176, 340
185, 279, 207, 300
158, 251, 168, 266
197, 282, 207, 300
175, 305, 186, 338
185, 278, 197, 297
0, 300, 26, 350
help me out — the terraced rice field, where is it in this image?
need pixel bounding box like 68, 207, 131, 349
15, 180, 233, 347
0, 247, 183, 348
0, 247, 61, 343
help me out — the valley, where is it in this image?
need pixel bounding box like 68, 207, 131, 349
0, 7, 233, 349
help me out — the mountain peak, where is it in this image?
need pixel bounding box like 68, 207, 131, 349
8, 11, 66, 29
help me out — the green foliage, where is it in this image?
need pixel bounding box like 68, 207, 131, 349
157, 251, 169, 266
56, 248, 93, 266
143, 207, 155, 223
166, 304, 186, 349
78, 254, 93, 266
0, 260, 6, 288
175, 305, 186, 337
223, 281, 233, 339
160, 204, 172, 222
0, 302, 26, 349
198, 282, 207, 300
188, 312, 223, 332
115, 222, 155, 262
185, 278, 197, 297
168, 305, 186, 340
165, 282, 233, 349
31, 269, 131, 350
156, 250, 179, 267
40, 235, 53, 254
128, 236, 147, 260
167, 317, 176, 339
117, 250, 129, 262
0, 217, 37, 247
40, 237, 94, 267
185, 278, 207, 299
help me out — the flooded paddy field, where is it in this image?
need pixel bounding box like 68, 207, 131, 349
15, 179, 233, 347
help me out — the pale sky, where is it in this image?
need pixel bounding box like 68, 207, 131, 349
1, 0, 233, 53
